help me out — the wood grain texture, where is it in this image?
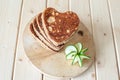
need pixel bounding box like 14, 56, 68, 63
23, 19, 95, 77
13, 0, 46, 80
0, 0, 22, 80
108, 0, 120, 74
70, 0, 96, 79
90, 0, 119, 80
0, 0, 119, 80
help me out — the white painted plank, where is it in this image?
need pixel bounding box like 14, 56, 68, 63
43, 0, 70, 80
43, 75, 69, 80
70, 0, 96, 80
13, 0, 46, 80
0, 0, 22, 80
108, 0, 120, 74
47, 0, 69, 12
90, 0, 119, 80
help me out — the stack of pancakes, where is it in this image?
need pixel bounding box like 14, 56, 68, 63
30, 7, 80, 51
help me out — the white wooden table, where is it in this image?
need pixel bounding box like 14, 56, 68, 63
0, 0, 120, 80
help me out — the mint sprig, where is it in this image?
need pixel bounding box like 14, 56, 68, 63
65, 43, 91, 67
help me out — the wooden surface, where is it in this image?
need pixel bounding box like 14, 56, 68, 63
23, 19, 95, 77
0, 0, 120, 80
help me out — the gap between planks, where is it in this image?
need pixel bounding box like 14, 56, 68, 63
106, 0, 120, 79
12, 0, 46, 80
11, 0, 24, 80
89, 0, 119, 80
89, 0, 97, 80
70, 0, 96, 80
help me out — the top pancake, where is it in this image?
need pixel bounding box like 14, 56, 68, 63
42, 8, 80, 46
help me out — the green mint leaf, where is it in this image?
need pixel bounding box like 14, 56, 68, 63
65, 45, 77, 55
65, 42, 91, 67
75, 43, 82, 53
72, 54, 77, 65
66, 51, 77, 59
66, 51, 77, 57
80, 54, 91, 60
72, 55, 80, 65
81, 48, 88, 54
78, 56, 83, 67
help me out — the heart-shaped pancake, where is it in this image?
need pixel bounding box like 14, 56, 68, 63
42, 8, 80, 46
30, 13, 63, 51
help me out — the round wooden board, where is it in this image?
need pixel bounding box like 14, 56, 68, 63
23, 20, 95, 78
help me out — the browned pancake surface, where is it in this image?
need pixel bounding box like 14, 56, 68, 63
30, 23, 38, 38
43, 8, 80, 42
38, 13, 44, 30
30, 14, 63, 51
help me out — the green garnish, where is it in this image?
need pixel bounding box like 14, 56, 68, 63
65, 42, 91, 67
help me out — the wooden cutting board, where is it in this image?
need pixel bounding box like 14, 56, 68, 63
23, 20, 95, 78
